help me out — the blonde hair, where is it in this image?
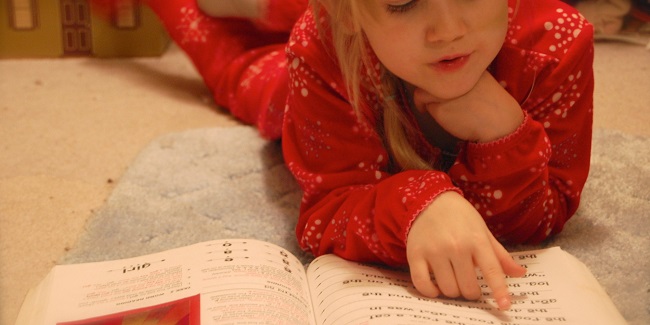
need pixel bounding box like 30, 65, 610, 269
311, 0, 432, 171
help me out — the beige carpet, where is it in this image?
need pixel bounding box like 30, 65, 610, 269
1, 42, 648, 325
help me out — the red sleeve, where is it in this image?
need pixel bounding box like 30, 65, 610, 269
448, 1, 595, 244
282, 11, 460, 266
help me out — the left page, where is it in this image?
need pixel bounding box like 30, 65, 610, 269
16, 239, 315, 325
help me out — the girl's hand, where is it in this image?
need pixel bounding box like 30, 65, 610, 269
413, 71, 523, 143
406, 191, 527, 310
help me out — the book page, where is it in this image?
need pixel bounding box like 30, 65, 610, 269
196, 239, 314, 324
24, 239, 314, 325
307, 247, 625, 325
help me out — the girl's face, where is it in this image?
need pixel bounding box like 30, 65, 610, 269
360, 0, 509, 100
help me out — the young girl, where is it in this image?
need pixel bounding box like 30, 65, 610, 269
94, 0, 594, 310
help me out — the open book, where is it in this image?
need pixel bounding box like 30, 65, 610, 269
16, 239, 625, 324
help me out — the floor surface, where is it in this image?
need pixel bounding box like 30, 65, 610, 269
1, 42, 648, 325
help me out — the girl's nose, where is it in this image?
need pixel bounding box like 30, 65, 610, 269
425, 3, 467, 43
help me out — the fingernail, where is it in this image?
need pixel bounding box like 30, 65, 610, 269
498, 297, 511, 310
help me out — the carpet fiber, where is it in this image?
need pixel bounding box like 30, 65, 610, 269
62, 126, 649, 324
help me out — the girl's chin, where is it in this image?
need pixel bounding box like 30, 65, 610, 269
425, 86, 474, 101
404, 78, 477, 102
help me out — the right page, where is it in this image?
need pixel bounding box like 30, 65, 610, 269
306, 247, 626, 325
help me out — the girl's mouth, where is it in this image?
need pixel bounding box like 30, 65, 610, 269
431, 54, 470, 72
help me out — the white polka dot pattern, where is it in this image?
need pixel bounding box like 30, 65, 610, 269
283, 0, 594, 263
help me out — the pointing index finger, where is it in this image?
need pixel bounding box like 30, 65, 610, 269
475, 249, 511, 310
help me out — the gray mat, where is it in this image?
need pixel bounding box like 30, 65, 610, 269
62, 126, 649, 324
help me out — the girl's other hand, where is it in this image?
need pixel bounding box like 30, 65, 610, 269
412, 71, 523, 143
406, 191, 527, 310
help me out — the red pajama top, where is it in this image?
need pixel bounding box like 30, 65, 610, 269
282, 0, 594, 266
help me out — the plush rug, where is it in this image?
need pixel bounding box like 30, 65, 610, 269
62, 126, 649, 324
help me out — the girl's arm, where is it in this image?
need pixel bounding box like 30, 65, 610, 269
282, 12, 459, 266
449, 10, 595, 244
283, 18, 527, 305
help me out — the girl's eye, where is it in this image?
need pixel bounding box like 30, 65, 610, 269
386, 0, 419, 14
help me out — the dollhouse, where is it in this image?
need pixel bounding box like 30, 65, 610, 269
0, 0, 169, 58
